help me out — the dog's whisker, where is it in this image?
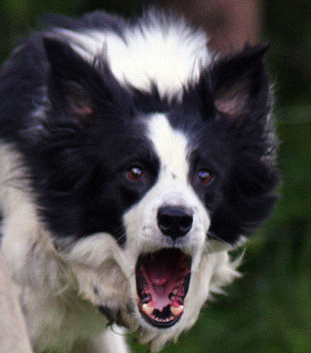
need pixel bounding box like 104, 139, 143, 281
207, 230, 232, 247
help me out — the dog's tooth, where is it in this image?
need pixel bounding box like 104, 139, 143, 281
142, 294, 151, 304
171, 305, 184, 317
142, 304, 154, 315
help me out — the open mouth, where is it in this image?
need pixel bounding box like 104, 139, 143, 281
136, 248, 191, 328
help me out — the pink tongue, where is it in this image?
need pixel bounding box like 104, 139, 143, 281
141, 263, 180, 311
147, 262, 174, 286
139, 250, 190, 312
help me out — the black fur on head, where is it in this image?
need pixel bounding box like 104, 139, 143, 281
18, 37, 153, 245
193, 43, 279, 243
0, 33, 279, 247
132, 43, 279, 244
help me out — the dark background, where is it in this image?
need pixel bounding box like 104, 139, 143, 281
1, 1, 311, 352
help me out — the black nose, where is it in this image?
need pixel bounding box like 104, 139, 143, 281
157, 206, 193, 240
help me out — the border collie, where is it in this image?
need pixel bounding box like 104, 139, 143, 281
0, 9, 279, 353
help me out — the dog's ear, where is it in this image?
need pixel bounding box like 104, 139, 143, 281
43, 37, 96, 122
195, 43, 271, 123
43, 37, 132, 124
213, 43, 270, 121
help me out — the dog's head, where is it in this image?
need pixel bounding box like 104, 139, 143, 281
21, 33, 278, 350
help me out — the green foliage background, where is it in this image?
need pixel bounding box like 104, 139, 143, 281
1, 1, 311, 352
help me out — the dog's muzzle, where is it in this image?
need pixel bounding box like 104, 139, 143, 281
134, 205, 194, 328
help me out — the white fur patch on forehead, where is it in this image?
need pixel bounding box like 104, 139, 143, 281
56, 15, 210, 99
147, 114, 189, 180
113, 20, 210, 98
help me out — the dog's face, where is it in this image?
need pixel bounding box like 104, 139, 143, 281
15, 33, 278, 350
124, 113, 216, 328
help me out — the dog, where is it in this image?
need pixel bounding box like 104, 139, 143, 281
0, 9, 279, 353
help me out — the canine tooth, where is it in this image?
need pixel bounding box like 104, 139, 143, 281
142, 303, 154, 315
142, 294, 151, 303
171, 305, 184, 316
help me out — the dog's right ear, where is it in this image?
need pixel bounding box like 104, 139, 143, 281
43, 36, 132, 124
211, 43, 271, 125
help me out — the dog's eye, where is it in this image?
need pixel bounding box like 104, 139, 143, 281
197, 170, 213, 185
127, 166, 144, 182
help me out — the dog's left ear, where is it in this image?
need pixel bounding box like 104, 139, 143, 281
43, 37, 97, 122
43, 37, 132, 124
205, 43, 271, 122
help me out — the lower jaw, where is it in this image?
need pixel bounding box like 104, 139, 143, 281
139, 304, 183, 328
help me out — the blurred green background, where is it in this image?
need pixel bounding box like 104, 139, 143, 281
1, 1, 311, 352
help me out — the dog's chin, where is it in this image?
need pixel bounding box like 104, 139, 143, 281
135, 248, 192, 330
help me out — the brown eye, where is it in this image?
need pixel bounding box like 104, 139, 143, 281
127, 166, 144, 182
198, 170, 213, 185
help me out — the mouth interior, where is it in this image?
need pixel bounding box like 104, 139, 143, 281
136, 248, 191, 328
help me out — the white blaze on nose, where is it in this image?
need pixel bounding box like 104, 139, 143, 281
147, 114, 190, 183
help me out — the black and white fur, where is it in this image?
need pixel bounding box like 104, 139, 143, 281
0, 9, 279, 353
